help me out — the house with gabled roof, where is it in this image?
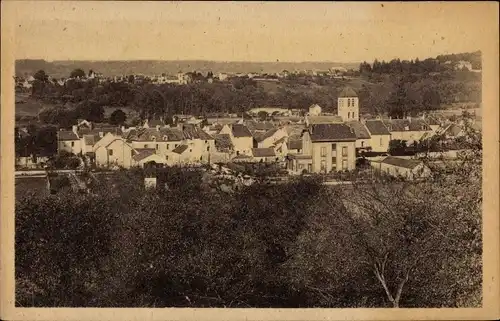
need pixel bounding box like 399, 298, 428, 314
252, 148, 278, 163
57, 130, 81, 154
345, 120, 372, 152
132, 148, 168, 168
370, 156, 431, 180
93, 134, 136, 168
364, 120, 391, 153
288, 123, 357, 174
381, 117, 432, 143
253, 127, 288, 149
219, 123, 254, 156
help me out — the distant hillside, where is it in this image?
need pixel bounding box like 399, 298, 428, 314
16, 60, 360, 78
435, 51, 481, 69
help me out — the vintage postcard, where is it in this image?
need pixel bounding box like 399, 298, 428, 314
1, 1, 499, 320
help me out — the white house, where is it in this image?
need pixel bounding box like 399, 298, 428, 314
364, 120, 392, 153
93, 133, 135, 168
57, 130, 81, 154
254, 127, 288, 148
308, 104, 322, 116
345, 121, 372, 152
370, 156, 431, 180
219, 124, 254, 156
382, 118, 432, 143
252, 148, 278, 163
132, 149, 168, 168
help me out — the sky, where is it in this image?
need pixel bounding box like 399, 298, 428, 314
6, 1, 493, 63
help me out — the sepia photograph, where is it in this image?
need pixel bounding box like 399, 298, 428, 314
1, 1, 499, 320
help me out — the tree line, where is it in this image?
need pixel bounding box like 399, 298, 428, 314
19, 57, 481, 128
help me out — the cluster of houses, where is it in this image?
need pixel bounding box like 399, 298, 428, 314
48, 87, 480, 179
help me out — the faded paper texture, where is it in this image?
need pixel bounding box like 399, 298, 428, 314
1, 1, 499, 320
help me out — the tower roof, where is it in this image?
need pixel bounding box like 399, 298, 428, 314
338, 87, 358, 98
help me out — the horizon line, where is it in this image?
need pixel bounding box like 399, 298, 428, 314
16, 58, 363, 64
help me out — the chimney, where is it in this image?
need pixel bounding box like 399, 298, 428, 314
121, 125, 126, 132
99, 132, 104, 138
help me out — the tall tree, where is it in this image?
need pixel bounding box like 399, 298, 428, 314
70, 68, 86, 79
109, 109, 127, 125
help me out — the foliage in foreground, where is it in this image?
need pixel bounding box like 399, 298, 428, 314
15, 159, 481, 307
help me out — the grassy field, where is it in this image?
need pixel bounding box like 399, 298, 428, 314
15, 177, 48, 199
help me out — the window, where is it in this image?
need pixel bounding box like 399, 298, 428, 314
320, 146, 327, 157
298, 164, 304, 170
207, 146, 210, 152
131, 150, 134, 157
342, 146, 348, 157
342, 159, 348, 170
332, 157, 337, 169
108, 149, 113, 156
144, 144, 148, 149
71, 141, 75, 147
331, 143, 337, 155
307, 164, 312, 172
156, 144, 159, 150
348, 99, 351, 107
320, 160, 326, 172
166, 155, 169, 160
167, 144, 170, 150
361, 141, 364, 147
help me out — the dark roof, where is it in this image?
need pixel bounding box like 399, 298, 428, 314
345, 121, 371, 139
338, 87, 358, 98
287, 153, 312, 160
148, 119, 165, 127
127, 128, 184, 142
252, 148, 276, 157
249, 121, 276, 132
255, 128, 280, 142
424, 116, 441, 126
382, 119, 431, 132
307, 115, 344, 124
443, 123, 463, 136
364, 120, 391, 135
288, 139, 303, 150
231, 124, 253, 138
132, 148, 156, 161
78, 127, 121, 137
83, 134, 99, 146
382, 156, 423, 169
58, 130, 79, 141
182, 127, 214, 140
214, 134, 234, 152
309, 123, 357, 142
273, 136, 287, 146
172, 144, 189, 154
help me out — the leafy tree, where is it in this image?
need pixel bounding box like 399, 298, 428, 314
257, 111, 268, 121
70, 68, 86, 79
109, 109, 127, 125
33, 70, 49, 82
